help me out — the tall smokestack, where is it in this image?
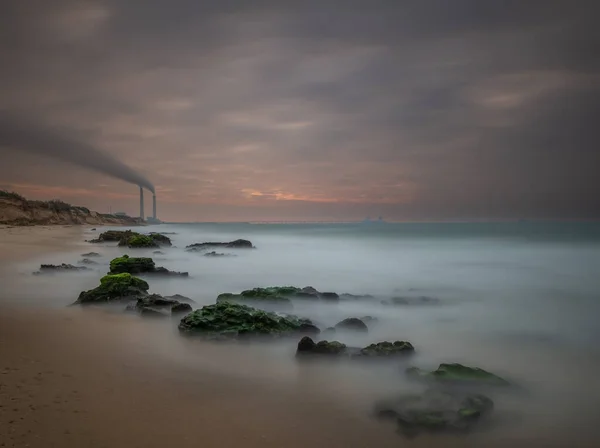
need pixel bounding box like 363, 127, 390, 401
139, 187, 145, 220
152, 194, 157, 220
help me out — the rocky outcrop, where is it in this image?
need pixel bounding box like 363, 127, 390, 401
204, 251, 236, 257
118, 234, 159, 248
108, 255, 188, 277
296, 337, 415, 359
215, 286, 344, 308
73, 273, 149, 305
33, 263, 89, 274
186, 239, 254, 251
89, 230, 135, 243
79, 258, 99, 265
405, 363, 510, 387
374, 389, 494, 437
147, 233, 172, 246
334, 317, 369, 333
81, 252, 101, 257
126, 294, 193, 317
0, 192, 140, 226
178, 302, 319, 340
90, 230, 171, 248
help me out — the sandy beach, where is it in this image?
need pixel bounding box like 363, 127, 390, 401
1, 225, 599, 448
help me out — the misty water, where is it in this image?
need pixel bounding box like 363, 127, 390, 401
3, 221, 600, 444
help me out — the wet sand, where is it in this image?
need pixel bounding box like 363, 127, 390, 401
1, 226, 598, 448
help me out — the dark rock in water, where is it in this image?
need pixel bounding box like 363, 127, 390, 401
382, 296, 441, 306
296, 337, 414, 359
321, 327, 336, 337
186, 239, 254, 251
139, 307, 169, 318
296, 337, 347, 356
405, 363, 510, 387
109, 255, 188, 277
73, 273, 149, 305
90, 228, 96, 231
79, 258, 99, 265
153, 250, 165, 255
358, 341, 414, 357
204, 251, 236, 257
301, 286, 319, 295
89, 230, 136, 243
118, 234, 159, 248
147, 232, 172, 246
81, 252, 101, 257
177, 302, 317, 340
339, 293, 375, 301
34, 263, 89, 274
165, 294, 195, 304
171, 302, 193, 315
374, 388, 494, 438
216, 287, 300, 310
320, 292, 339, 302
335, 317, 369, 333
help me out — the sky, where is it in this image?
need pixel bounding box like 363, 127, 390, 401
1, 0, 599, 222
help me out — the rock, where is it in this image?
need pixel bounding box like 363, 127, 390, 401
215, 287, 300, 310
321, 327, 336, 337
90, 228, 96, 231
334, 317, 369, 333
177, 302, 318, 340
186, 239, 254, 251
339, 293, 375, 301
405, 363, 510, 387
89, 230, 136, 243
147, 233, 172, 246
296, 337, 348, 356
79, 258, 99, 265
73, 273, 149, 305
382, 296, 441, 306
171, 302, 193, 315
81, 252, 101, 257
118, 234, 159, 248
203, 251, 236, 257
164, 294, 195, 304
320, 292, 339, 302
153, 250, 165, 255
109, 255, 188, 277
34, 263, 89, 274
139, 307, 169, 318
357, 341, 414, 358
374, 388, 494, 437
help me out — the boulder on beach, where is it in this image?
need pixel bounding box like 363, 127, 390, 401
178, 302, 319, 340
73, 273, 149, 305
405, 363, 510, 387
186, 239, 254, 251
334, 317, 369, 333
34, 263, 89, 274
109, 255, 188, 277
374, 388, 494, 438
296, 337, 415, 359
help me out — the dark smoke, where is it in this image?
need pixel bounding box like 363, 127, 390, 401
0, 113, 155, 193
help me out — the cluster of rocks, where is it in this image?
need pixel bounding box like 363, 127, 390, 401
297, 337, 414, 359
215, 286, 341, 310
33, 263, 90, 274
88, 230, 172, 248
186, 239, 254, 252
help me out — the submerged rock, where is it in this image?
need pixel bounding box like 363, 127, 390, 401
109, 255, 188, 277
374, 388, 494, 437
147, 232, 172, 246
382, 296, 441, 306
79, 258, 99, 265
164, 294, 195, 304
204, 251, 236, 257
34, 263, 89, 274
73, 273, 149, 305
405, 363, 510, 387
178, 302, 318, 340
186, 239, 254, 251
296, 337, 415, 359
127, 294, 193, 317
153, 250, 165, 255
334, 317, 369, 333
81, 252, 102, 257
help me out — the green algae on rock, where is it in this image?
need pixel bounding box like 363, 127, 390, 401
405, 363, 510, 386
359, 341, 414, 357
296, 337, 348, 356
119, 234, 159, 248
108, 255, 188, 277
374, 388, 494, 438
73, 273, 149, 305
178, 302, 319, 340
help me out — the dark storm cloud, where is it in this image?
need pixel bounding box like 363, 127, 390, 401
0, 0, 598, 220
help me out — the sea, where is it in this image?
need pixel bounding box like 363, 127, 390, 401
3, 221, 600, 445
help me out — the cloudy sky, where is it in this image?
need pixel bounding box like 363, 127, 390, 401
1, 0, 598, 221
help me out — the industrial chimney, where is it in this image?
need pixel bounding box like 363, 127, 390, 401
152, 194, 157, 220
139, 186, 145, 220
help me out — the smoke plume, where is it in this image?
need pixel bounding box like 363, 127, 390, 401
0, 113, 155, 193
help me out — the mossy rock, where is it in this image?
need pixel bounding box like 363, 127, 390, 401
127, 294, 193, 317
358, 341, 414, 357
297, 337, 348, 356
109, 254, 156, 274
147, 233, 172, 246
178, 302, 318, 340
89, 230, 136, 243
120, 234, 159, 248
334, 317, 368, 333
374, 388, 494, 437
74, 273, 149, 305
406, 363, 510, 386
